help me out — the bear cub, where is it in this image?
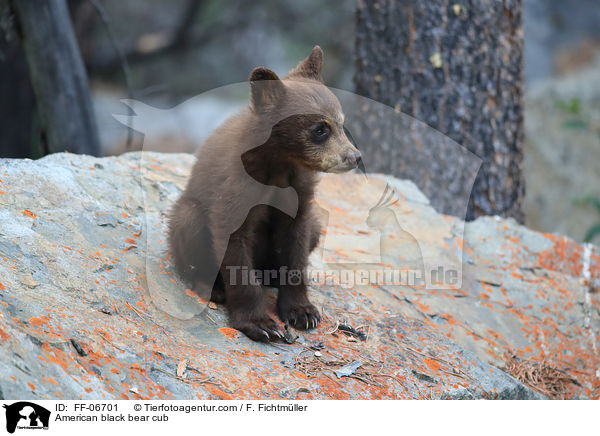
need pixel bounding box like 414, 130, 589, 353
168, 46, 361, 342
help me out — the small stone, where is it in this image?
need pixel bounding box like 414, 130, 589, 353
176, 359, 188, 378
335, 360, 362, 378
283, 323, 299, 344
22, 275, 39, 289
314, 351, 322, 357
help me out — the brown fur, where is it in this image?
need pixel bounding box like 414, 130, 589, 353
168, 46, 360, 341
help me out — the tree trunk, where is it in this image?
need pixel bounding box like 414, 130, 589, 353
11, 0, 100, 156
0, 32, 36, 158
354, 0, 524, 221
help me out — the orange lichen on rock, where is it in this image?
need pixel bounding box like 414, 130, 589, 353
0, 327, 8, 342
537, 235, 583, 277
423, 358, 441, 372
218, 327, 239, 339
29, 317, 48, 327
21, 209, 37, 219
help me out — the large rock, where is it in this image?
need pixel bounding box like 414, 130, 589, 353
0, 152, 598, 399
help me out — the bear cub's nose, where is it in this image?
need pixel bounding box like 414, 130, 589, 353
344, 151, 362, 168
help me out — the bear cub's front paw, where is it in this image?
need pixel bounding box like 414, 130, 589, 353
233, 315, 284, 342
278, 300, 321, 330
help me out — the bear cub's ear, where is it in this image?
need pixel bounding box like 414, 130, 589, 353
287, 45, 323, 82
249, 67, 286, 112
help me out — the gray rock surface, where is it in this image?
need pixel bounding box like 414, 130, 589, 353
0, 152, 598, 399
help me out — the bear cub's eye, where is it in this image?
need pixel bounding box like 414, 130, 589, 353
311, 122, 331, 144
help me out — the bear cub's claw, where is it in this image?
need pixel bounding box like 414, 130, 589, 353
278, 302, 321, 330
234, 316, 284, 342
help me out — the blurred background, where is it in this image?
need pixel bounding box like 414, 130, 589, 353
1, 0, 599, 244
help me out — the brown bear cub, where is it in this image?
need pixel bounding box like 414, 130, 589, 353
168, 46, 361, 342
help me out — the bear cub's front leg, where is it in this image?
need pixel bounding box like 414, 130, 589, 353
275, 213, 321, 330
221, 233, 284, 342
